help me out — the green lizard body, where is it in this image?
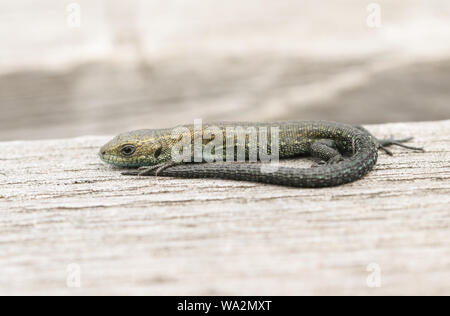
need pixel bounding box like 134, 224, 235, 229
99, 121, 423, 187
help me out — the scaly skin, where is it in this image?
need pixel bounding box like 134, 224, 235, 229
99, 121, 424, 187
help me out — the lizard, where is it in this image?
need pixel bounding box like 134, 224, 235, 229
99, 121, 424, 188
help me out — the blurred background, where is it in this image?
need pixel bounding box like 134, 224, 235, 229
1, 0, 449, 141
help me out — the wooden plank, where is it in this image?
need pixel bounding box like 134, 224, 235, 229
0, 120, 449, 295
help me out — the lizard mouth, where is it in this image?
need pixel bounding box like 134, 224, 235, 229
98, 150, 112, 164
98, 147, 120, 165
98, 150, 145, 168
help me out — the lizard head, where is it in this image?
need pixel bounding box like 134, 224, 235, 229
99, 130, 166, 168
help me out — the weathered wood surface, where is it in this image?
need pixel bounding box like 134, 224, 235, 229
0, 120, 449, 295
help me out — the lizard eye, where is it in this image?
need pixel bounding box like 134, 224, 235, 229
120, 144, 136, 156
154, 146, 162, 158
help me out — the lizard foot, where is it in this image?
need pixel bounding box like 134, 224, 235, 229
326, 155, 345, 165
377, 136, 425, 156
122, 162, 181, 176
309, 155, 344, 168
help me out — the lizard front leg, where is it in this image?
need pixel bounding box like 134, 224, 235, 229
122, 162, 183, 176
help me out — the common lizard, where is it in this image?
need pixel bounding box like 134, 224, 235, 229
99, 121, 423, 187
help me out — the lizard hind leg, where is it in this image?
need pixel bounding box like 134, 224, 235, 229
310, 139, 345, 167
377, 137, 424, 155
354, 126, 424, 156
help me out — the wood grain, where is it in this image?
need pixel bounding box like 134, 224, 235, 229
0, 120, 449, 295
